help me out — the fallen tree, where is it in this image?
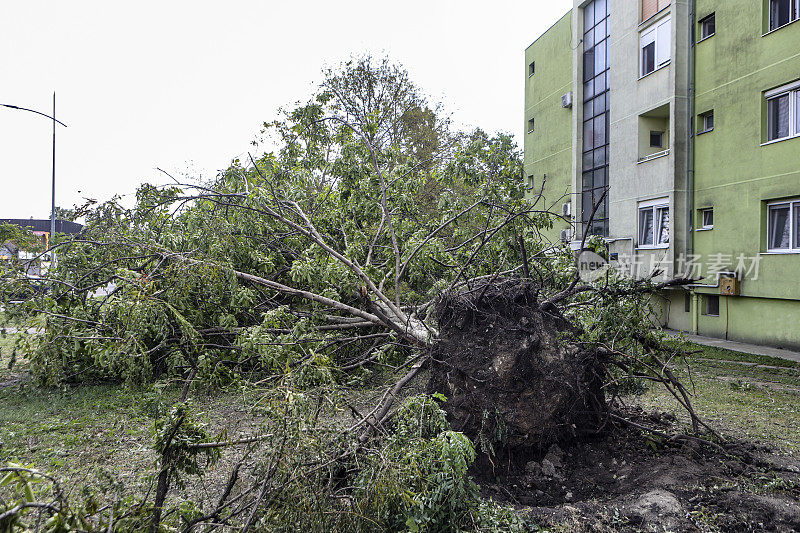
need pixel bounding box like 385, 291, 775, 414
1, 56, 715, 532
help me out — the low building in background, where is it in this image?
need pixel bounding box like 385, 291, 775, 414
0, 218, 83, 277
525, 0, 800, 349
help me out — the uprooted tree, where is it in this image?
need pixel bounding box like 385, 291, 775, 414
1, 56, 713, 532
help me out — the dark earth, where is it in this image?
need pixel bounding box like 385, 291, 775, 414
484, 407, 800, 532
428, 280, 800, 531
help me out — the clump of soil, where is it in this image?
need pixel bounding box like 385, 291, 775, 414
428, 279, 606, 453
486, 407, 800, 532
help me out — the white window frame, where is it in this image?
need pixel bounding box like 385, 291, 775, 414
768, 0, 800, 32
699, 208, 714, 230
638, 198, 670, 249
699, 110, 714, 133
699, 13, 715, 41
766, 198, 800, 252
765, 80, 800, 142
640, 17, 671, 77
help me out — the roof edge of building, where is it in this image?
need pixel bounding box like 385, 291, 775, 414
525, 8, 573, 51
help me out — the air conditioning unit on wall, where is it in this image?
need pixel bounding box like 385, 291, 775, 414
561, 91, 573, 109
562, 202, 572, 218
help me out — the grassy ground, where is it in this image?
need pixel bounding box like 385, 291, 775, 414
628, 342, 800, 453
0, 336, 798, 498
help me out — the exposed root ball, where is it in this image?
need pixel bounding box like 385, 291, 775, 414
428, 279, 607, 453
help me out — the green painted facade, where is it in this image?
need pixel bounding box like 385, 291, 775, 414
525, 0, 800, 349
524, 10, 574, 243
689, 0, 800, 348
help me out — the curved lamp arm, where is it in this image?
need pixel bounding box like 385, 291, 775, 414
1, 103, 67, 127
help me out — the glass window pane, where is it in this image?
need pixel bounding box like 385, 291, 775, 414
704, 112, 714, 130
768, 94, 790, 140
657, 206, 670, 244
642, 43, 655, 75
583, 119, 594, 148
594, 146, 607, 168
594, 192, 607, 219
584, 79, 594, 100
593, 168, 606, 188
582, 171, 594, 189
584, 3, 595, 30
702, 209, 714, 228
583, 49, 595, 81
640, 208, 654, 245
583, 152, 594, 171
584, 26, 595, 49
709, 17, 716, 35
795, 204, 800, 249
595, 18, 607, 40
593, 115, 606, 147
582, 191, 594, 223
796, 90, 800, 134
768, 204, 790, 249
593, 93, 606, 114
595, 72, 607, 92
584, 98, 594, 119
771, 0, 791, 29
595, 41, 607, 74
594, 0, 606, 21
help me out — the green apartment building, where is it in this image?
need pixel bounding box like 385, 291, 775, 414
525, 0, 800, 349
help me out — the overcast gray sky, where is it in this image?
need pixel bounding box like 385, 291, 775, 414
1, 1, 571, 219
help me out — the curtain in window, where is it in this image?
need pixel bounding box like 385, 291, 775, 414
769, 205, 790, 249
771, 0, 791, 30
795, 204, 800, 249
641, 32, 655, 76
657, 0, 671, 10
657, 207, 670, 244
639, 208, 654, 245
796, 90, 800, 134
768, 94, 790, 140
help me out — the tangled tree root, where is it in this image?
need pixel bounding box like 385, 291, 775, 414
428, 279, 608, 461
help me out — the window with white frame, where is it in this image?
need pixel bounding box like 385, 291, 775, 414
769, 0, 800, 31
699, 110, 714, 133
700, 208, 714, 229
767, 199, 800, 251
699, 13, 715, 40
766, 80, 800, 141
640, 17, 671, 77
638, 199, 670, 248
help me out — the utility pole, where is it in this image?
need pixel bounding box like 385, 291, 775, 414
0, 97, 67, 257
51, 92, 57, 249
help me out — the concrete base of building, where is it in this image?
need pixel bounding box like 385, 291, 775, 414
659, 290, 800, 352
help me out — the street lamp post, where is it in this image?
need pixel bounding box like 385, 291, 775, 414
1, 94, 68, 251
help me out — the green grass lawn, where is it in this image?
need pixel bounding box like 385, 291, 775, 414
0, 336, 798, 498
628, 342, 800, 453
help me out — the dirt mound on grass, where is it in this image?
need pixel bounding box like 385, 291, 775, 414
489, 408, 800, 532
428, 279, 607, 453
